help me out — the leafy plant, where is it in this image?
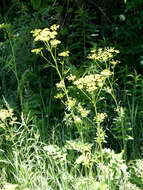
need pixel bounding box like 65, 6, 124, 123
31, 24, 131, 187
0, 1, 143, 189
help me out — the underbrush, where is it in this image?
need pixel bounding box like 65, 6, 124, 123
0, 101, 142, 190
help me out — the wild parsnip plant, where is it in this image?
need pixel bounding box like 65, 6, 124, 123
31, 24, 131, 188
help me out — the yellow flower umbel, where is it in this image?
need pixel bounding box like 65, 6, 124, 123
73, 72, 110, 93
0, 109, 11, 122
56, 80, 65, 89
50, 39, 61, 47
31, 24, 60, 43
66, 74, 76, 81
31, 47, 43, 54
0, 107, 17, 128
58, 51, 70, 57
88, 47, 119, 63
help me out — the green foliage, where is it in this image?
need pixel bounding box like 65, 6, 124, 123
103, 0, 143, 72
30, 0, 41, 10
129, 159, 143, 189
0, 1, 143, 189
30, 0, 54, 10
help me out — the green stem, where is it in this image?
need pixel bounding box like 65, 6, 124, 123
120, 115, 127, 161
8, 31, 23, 110
46, 43, 84, 140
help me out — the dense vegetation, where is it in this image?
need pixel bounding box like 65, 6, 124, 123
0, 0, 143, 189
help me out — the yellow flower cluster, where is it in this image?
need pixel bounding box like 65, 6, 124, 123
0, 107, 17, 128
0, 108, 16, 122
50, 39, 61, 47
88, 47, 119, 62
31, 25, 71, 56
31, 24, 61, 47
101, 69, 113, 77
54, 92, 64, 99
58, 51, 70, 57
50, 24, 60, 31
31, 47, 43, 54
56, 80, 65, 89
66, 74, 76, 81
73, 72, 111, 93
0, 109, 12, 121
